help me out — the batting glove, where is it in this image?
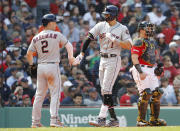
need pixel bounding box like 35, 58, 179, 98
72, 53, 83, 65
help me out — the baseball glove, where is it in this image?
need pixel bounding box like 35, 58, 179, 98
27, 64, 37, 78
154, 63, 164, 76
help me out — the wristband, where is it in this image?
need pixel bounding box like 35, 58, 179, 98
135, 64, 143, 73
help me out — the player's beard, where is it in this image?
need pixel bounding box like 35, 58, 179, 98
103, 15, 116, 22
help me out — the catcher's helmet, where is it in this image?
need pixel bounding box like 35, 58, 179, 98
102, 5, 118, 21
137, 21, 155, 37
42, 14, 56, 26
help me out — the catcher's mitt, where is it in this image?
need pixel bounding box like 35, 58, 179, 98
27, 64, 37, 78
154, 63, 164, 76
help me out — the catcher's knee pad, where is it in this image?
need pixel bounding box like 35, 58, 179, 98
152, 87, 164, 101
103, 94, 114, 108
140, 88, 152, 102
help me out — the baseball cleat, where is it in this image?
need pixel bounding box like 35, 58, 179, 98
149, 119, 167, 126
50, 120, 64, 127
136, 119, 149, 127
31, 123, 44, 128
105, 119, 119, 127
89, 118, 106, 127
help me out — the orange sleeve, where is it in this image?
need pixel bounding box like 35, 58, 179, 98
55, 26, 61, 32
32, 52, 37, 56
38, 25, 61, 33
38, 26, 44, 33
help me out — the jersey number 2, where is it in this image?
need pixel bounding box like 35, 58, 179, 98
41, 40, 48, 53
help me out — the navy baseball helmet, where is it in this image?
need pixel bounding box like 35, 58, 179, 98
42, 14, 56, 26
137, 21, 155, 37
102, 5, 118, 21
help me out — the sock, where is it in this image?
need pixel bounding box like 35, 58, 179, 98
108, 107, 117, 120
98, 104, 108, 118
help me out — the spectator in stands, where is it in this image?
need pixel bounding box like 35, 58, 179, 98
120, 82, 137, 106
95, 0, 109, 14
6, 67, 18, 88
84, 87, 102, 106
36, 0, 50, 25
14, 86, 23, 106
66, 0, 86, 16
22, 94, 31, 107
81, 83, 92, 99
120, 55, 130, 72
118, 3, 129, 23
70, 6, 81, 25
173, 76, 180, 105
9, 94, 17, 107
83, 3, 100, 29
156, 33, 168, 55
177, 18, 180, 34
10, 47, 22, 61
0, 74, 11, 106
164, 2, 176, 18
117, 74, 133, 100
86, 48, 100, 69
170, 7, 179, 29
128, 16, 137, 36
72, 93, 84, 106
163, 42, 179, 68
43, 90, 50, 106
148, 6, 166, 26
20, 77, 35, 100
162, 56, 179, 84
61, 86, 77, 106
174, 35, 180, 59
161, 20, 176, 44
142, 0, 153, 13
160, 77, 177, 106
134, 3, 146, 22
67, 20, 79, 43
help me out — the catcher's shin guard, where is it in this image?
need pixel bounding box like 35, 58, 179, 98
137, 88, 152, 126
149, 88, 166, 126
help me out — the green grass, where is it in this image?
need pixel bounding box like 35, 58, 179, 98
1, 126, 180, 131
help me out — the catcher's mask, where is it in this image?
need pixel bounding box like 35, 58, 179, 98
102, 5, 118, 22
138, 21, 155, 37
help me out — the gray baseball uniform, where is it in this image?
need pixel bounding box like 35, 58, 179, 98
89, 21, 131, 94
28, 30, 68, 125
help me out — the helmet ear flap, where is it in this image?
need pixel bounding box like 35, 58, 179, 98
42, 19, 48, 26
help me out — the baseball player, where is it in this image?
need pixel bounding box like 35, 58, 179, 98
74, 5, 132, 127
26, 14, 75, 128
130, 21, 166, 126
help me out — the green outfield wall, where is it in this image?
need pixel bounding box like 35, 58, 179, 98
0, 107, 180, 127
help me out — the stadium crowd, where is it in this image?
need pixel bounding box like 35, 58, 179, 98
0, 0, 180, 107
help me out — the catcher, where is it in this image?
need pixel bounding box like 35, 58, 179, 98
130, 21, 166, 126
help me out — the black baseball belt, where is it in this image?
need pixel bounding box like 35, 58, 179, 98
39, 62, 59, 64
140, 65, 153, 68
100, 53, 117, 58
